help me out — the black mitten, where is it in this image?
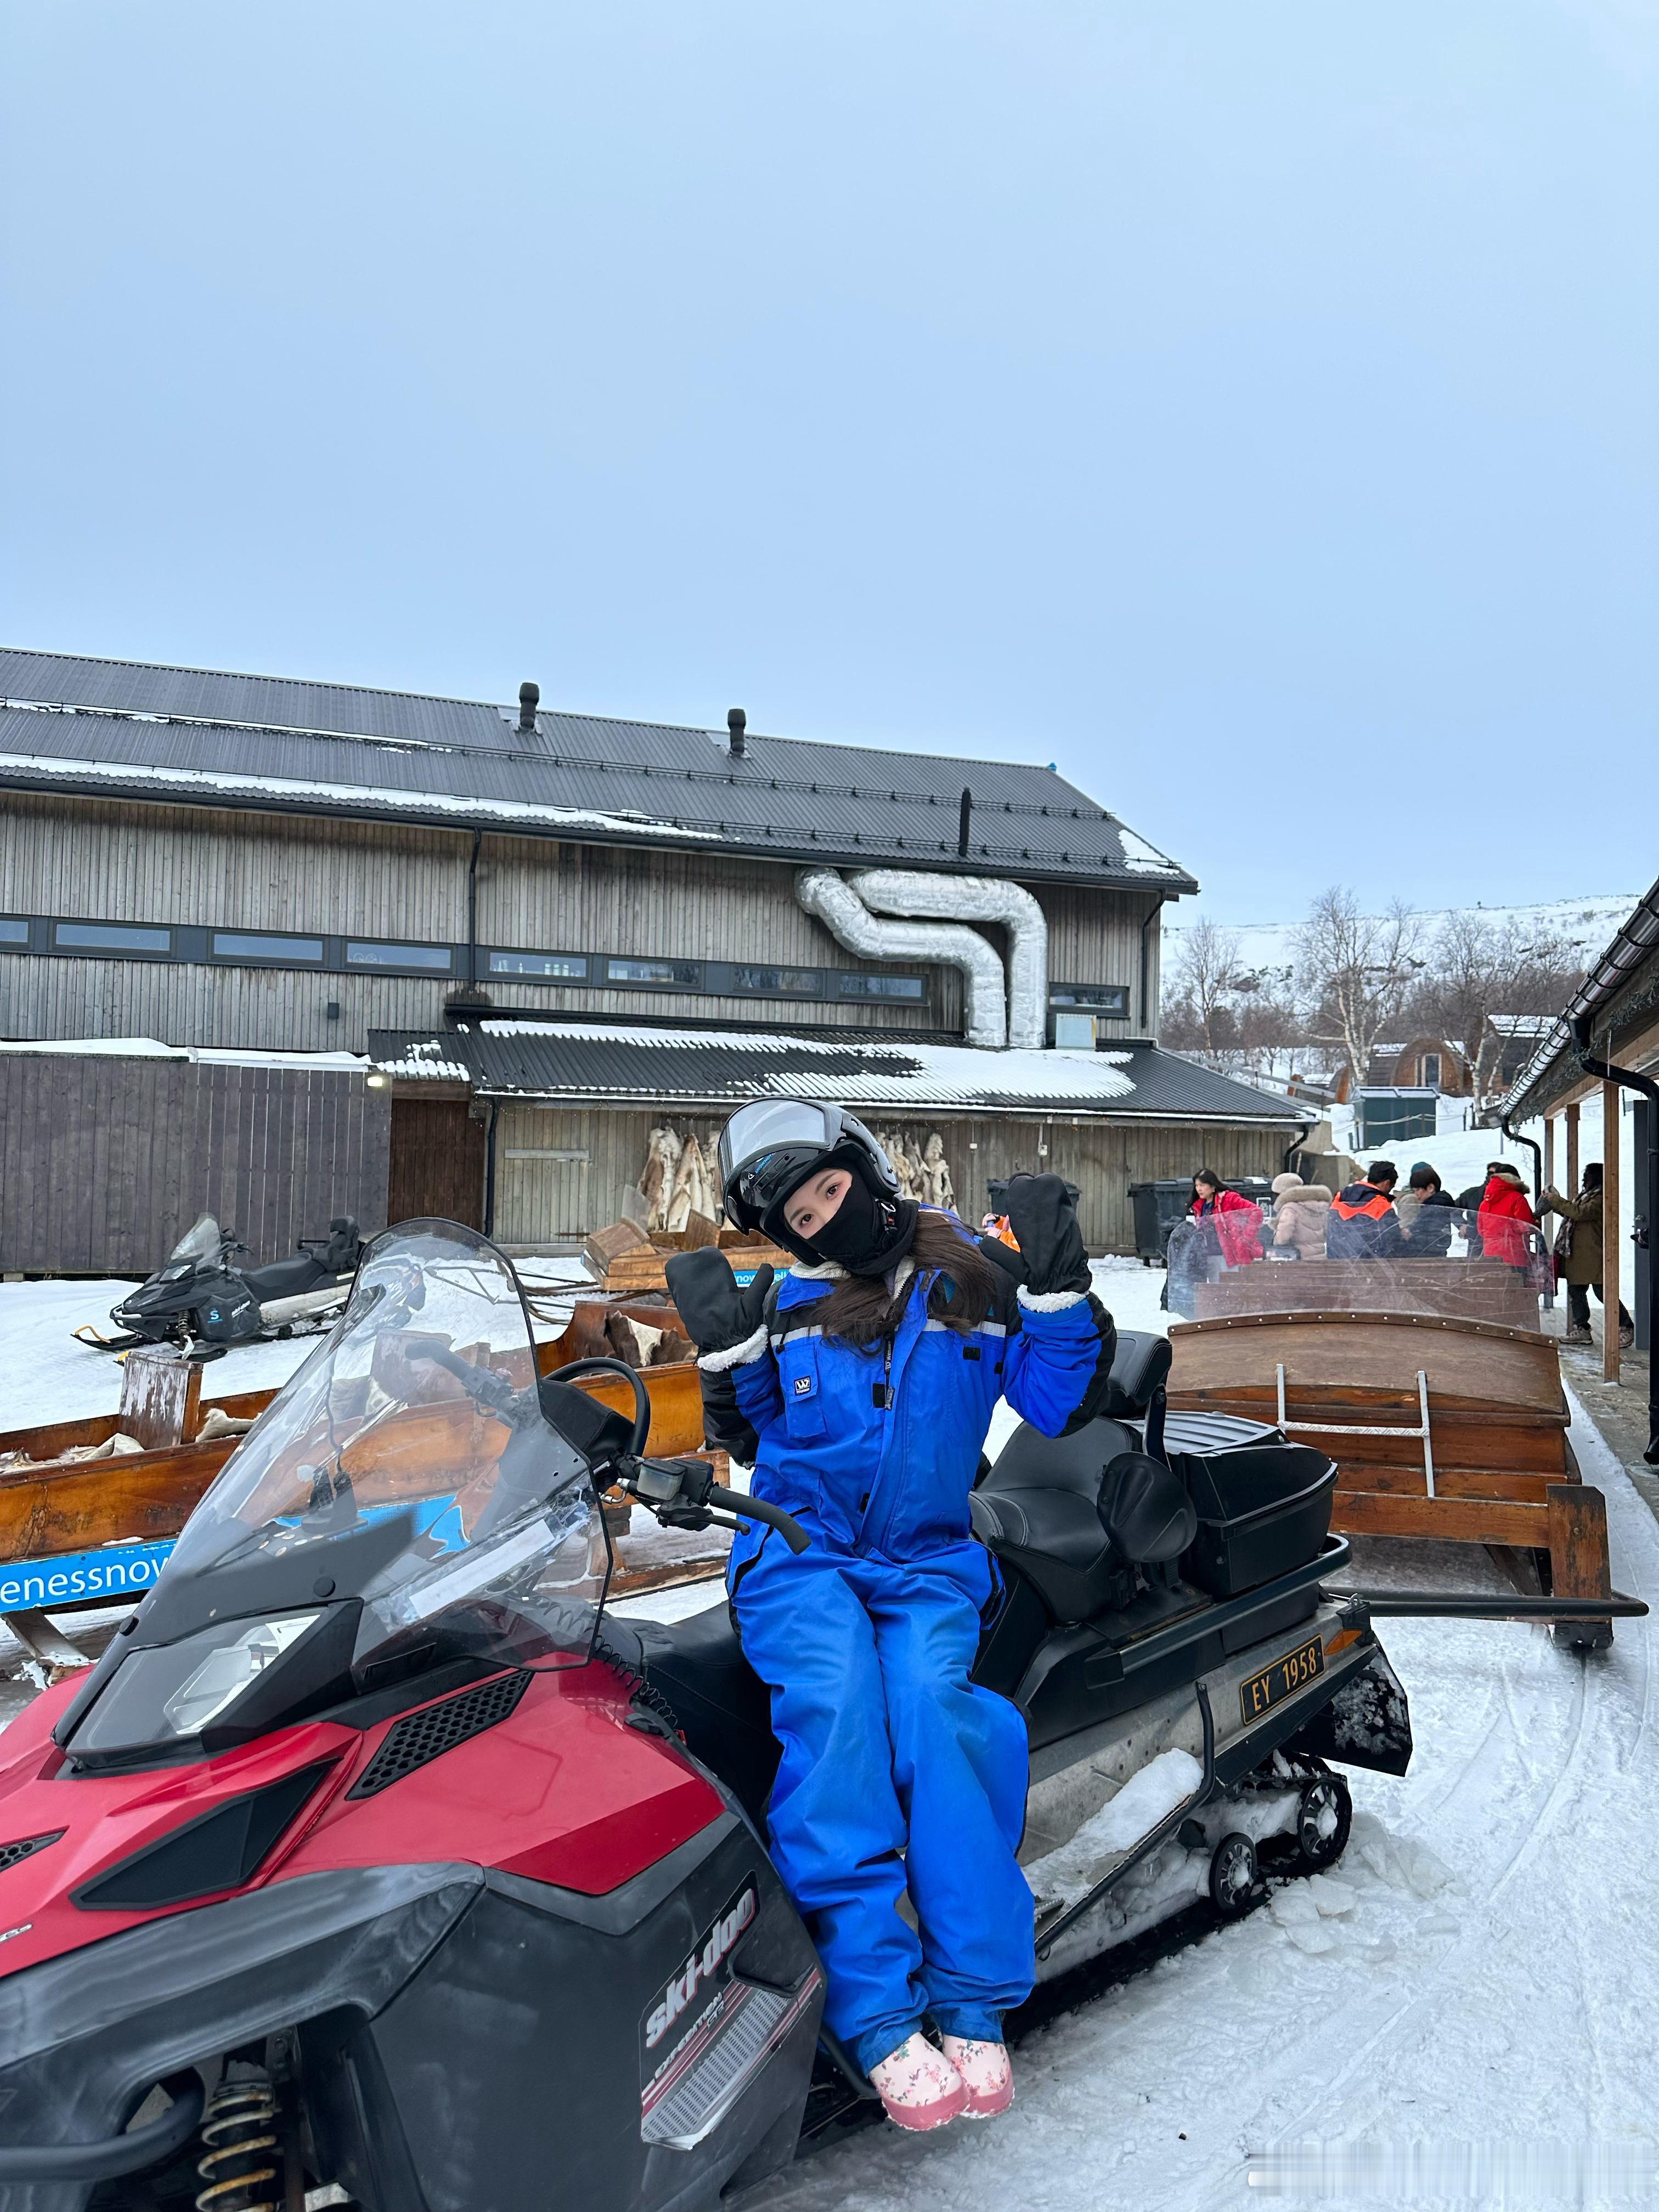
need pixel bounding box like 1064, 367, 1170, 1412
665, 1249, 775, 1357
1003, 1172, 1091, 1297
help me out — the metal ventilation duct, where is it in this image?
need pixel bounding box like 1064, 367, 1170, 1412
849, 869, 1048, 1050
795, 868, 1008, 1049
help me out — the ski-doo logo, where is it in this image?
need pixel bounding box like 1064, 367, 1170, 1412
645, 1885, 757, 2050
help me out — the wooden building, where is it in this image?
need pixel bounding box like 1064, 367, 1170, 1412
0, 648, 1307, 1263
1503, 880, 1659, 1390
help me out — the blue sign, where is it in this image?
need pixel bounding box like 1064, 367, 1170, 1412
0, 1542, 175, 1615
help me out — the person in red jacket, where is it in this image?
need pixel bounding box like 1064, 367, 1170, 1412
1189, 1169, 1264, 1270
1476, 1161, 1536, 1269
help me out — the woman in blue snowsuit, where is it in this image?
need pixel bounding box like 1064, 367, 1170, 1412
667, 1104, 1114, 2130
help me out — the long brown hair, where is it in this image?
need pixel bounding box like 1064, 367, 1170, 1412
808, 1210, 1002, 1350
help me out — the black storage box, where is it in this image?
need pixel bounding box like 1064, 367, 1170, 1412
1173, 1441, 1338, 1598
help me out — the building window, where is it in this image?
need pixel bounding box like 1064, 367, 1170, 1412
836, 972, 924, 1001
346, 940, 453, 973
1049, 984, 1130, 1019
608, 957, 702, 988
212, 931, 325, 963
0, 918, 27, 945
489, 951, 588, 980
730, 964, 822, 997
54, 921, 171, 954
1419, 1052, 1441, 1087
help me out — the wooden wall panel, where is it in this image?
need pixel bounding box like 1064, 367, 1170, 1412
484, 1099, 1283, 1256
388, 1099, 487, 1229
0, 793, 1169, 1053
0, 1056, 391, 1273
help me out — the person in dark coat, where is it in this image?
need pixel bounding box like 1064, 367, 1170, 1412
1538, 1162, 1634, 1347
1402, 1165, 1458, 1257
1327, 1161, 1406, 1259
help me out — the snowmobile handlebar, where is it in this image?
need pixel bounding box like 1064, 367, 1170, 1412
619, 1452, 811, 1554
1330, 1587, 1649, 1625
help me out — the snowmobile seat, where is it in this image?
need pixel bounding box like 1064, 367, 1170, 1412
1098, 1329, 1172, 1418
970, 1415, 1164, 1623
247, 1251, 334, 1301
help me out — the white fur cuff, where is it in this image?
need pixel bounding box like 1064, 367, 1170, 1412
698, 1324, 770, 1373
1017, 1286, 1087, 1312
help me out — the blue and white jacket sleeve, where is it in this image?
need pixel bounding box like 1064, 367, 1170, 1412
999, 1282, 1118, 1438
694, 1323, 784, 1462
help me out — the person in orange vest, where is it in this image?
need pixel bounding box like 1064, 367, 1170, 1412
1327, 1161, 1406, 1259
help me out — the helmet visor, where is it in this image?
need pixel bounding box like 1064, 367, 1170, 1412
720, 1101, 841, 1217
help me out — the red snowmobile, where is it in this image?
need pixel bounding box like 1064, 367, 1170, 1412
0, 1224, 1639, 2211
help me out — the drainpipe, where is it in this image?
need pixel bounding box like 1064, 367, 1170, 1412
1139, 895, 1166, 1035
1498, 1107, 1550, 1310
482, 1099, 500, 1240
848, 868, 1048, 1049
1570, 1015, 1659, 1463
797, 868, 1008, 1048
446, 830, 492, 1016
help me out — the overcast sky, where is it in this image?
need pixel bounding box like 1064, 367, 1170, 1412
3, 2, 1654, 923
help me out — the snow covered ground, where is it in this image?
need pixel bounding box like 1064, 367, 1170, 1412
0, 1258, 593, 1434
4, 1261, 1656, 2205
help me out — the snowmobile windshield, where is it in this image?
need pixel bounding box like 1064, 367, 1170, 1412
166, 1213, 223, 1269
1165, 1182, 1552, 1333
153, 1222, 610, 1681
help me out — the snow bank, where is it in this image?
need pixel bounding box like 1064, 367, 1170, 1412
1024, 1748, 1204, 1909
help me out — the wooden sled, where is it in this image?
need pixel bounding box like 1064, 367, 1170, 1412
1, 1300, 725, 1620
1167, 1308, 1617, 1649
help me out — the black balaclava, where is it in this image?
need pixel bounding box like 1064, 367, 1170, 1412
766, 1149, 919, 1276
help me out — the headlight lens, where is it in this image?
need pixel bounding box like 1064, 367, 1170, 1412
70, 1610, 324, 1758
162, 1612, 321, 1735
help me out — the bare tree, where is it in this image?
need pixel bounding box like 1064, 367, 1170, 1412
1412, 911, 1584, 1107
1170, 918, 1244, 1066
1295, 887, 1424, 1086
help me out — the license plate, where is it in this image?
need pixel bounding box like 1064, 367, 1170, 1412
1240, 1635, 1324, 1725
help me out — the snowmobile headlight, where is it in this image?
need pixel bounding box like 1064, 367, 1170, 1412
161, 1611, 322, 1736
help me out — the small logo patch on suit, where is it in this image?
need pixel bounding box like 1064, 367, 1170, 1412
793, 1374, 814, 1397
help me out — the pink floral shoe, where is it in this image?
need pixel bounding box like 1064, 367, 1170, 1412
868, 2033, 969, 2131
939, 2035, 1014, 2118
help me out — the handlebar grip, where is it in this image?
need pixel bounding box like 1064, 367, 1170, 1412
707, 1484, 810, 1555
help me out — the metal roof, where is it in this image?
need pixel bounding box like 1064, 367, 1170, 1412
368, 1019, 1306, 1124
0, 648, 1196, 893
1502, 876, 1659, 1121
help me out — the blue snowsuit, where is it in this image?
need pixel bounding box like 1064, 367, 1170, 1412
708, 1234, 1113, 2074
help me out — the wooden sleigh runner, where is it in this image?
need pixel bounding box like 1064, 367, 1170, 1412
0, 1297, 729, 1649
1166, 1307, 1618, 1649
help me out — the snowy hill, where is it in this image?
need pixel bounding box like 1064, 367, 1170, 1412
1164, 893, 1637, 994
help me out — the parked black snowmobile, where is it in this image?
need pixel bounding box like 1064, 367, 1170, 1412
77, 1212, 364, 1354
3, 1225, 1642, 2211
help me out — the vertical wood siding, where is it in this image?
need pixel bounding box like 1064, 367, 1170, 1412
486, 1101, 1284, 1255
0, 793, 1163, 1053
0, 1055, 390, 1272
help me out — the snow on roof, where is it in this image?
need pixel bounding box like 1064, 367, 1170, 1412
1487, 1013, 1556, 1037
0, 746, 719, 843
370, 1019, 1310, 1124
1114, 826, 1188, 878
0, 1035, 369, 1071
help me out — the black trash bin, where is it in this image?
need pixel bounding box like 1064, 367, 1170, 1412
1128, 1179, 1193, 1264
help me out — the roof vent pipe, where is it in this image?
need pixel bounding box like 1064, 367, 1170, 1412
518, 682, 539, 733
849, 869, 1048, 1050
727, 707, 747, 758
958, 787, 972, 857
796, 868, 1007, 1048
